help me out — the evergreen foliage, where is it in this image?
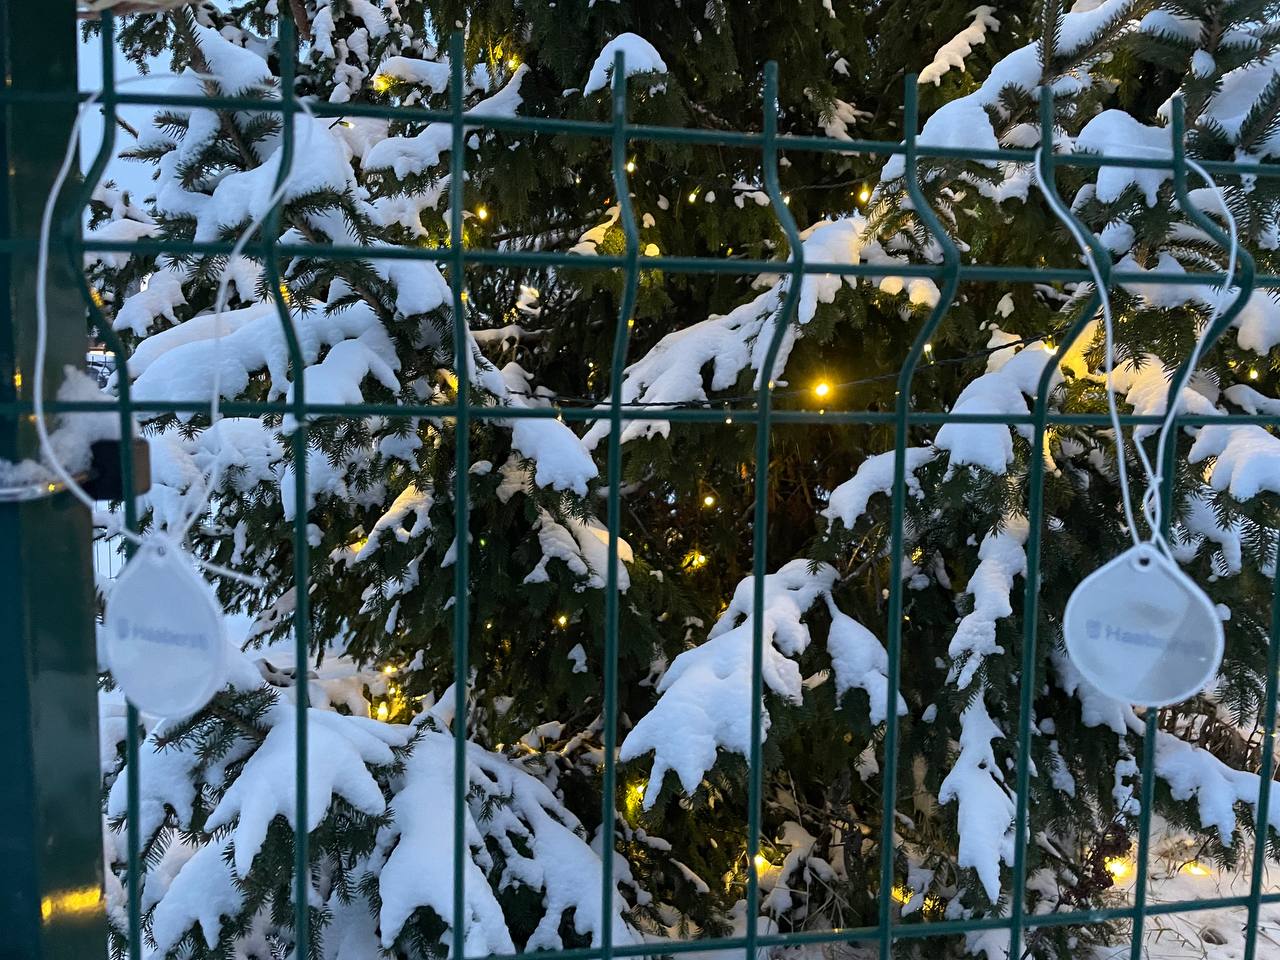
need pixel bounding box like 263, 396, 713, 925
82, 0, 1280, 956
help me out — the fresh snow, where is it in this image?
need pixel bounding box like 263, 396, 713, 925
947, 516, 1029, 690
823, 447, 935, 530
622, 561, 897, 808
1074, 111, 1172, 205
918, 6, 1001, 86
204, 703, 402, 877
582, 34, 668, 96
364, 67, 529, 179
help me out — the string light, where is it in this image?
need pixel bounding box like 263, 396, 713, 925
890, 885, 913, 905
1105, 857, 1132, 880
556, 614, 569, 627
625, 780, 646, 817
372, 74, 394, 93
476, 206, 489, 221
688, 188, 699, 203
703, 494, 716, 507
813, 380, 832, 399
507, 56, 520, 70
683, 550, 709, 570
1250, 368, 1260, 380
382, 664, 397, 675
783, 195, 791, 205
376, 702, 390, 721
625, 159, 636, 173
1182, 861, 1211, 877
753, 854, 772, 874
858, 184, 872, 204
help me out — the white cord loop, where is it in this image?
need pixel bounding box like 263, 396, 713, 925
36, 70, 312, 588
1034, 142, 1239, 558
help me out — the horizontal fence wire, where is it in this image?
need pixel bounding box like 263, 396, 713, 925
18, 7, 1280, 960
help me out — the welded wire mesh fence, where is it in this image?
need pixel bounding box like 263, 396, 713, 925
10, 8, 1280, 960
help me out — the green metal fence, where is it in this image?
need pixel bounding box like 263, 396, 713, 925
5, 6, 1280, 959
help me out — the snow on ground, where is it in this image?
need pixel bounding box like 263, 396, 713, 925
1094, 839, 1280, 960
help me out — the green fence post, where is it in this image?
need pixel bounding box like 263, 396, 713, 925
0, 3, 108, 958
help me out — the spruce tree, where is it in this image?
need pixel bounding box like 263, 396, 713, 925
81, 0, 1280, 957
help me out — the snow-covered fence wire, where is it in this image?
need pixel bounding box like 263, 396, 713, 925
13, 7, 1280, 960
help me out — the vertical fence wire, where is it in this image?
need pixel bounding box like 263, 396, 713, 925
39, 20, 1280, 960
1005, 273, 1104, 954
258, 12, 313, 952
745, 59, 805, 960
1246, 575, 1280, 959
1005, 89, 1110, 958
599, 49, 639, 959
448, 30, 472, 960
876, 75, 962, 960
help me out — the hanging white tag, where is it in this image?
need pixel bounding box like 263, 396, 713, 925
1063, 544, 1223, 707
104, 538, 228, 716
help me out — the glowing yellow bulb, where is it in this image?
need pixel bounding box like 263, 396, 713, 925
372, 74, 394, 93
858, 186, 872, 204
476, 206, 489, 221
783, 195, 791, 205
376, 702, 390, 721
703, 494, 716, 507
1105, 857, 1132, 880
688, 190, 699, 203
890, 884, 913, 905
1250, 368, 1260, 380
625, 160, 636, 173
684, 550, 708, 570
89, 288, 105, 308
1042, 339, 1056, 353
382, 664, 396, 675
923, 342, 933, 354
814, 381, 832, 399
556, 614, 569, 627
1182, 861, 1211, 877
753, 854, 772, 874
507, 57, 520, 70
